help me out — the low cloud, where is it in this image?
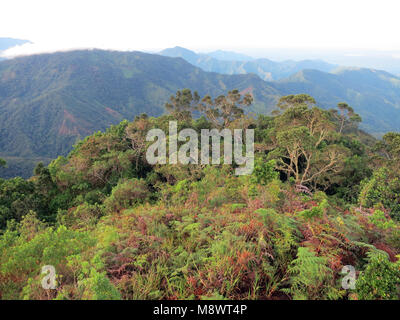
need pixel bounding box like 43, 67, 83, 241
0, 42, 89, 58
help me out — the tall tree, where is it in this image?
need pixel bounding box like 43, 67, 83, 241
374, 132, 400, 161
269, 95, 348, 189
275, 94, 316, 113
330, 102, 362, 133
165, 89, 200, 121
198, 89, 253, 128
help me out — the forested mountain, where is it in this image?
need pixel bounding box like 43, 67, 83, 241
159, 46, 337, 80
0, 49, 279, 177
2, 49, 400, 179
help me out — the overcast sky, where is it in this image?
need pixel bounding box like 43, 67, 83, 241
1, 0, 400, 57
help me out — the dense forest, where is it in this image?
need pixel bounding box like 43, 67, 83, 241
0, 91, 399, 300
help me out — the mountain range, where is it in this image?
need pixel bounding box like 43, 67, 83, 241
0, 49, 279, 177
159, 46, 337, 81
1, 48, 400, 178
159, 47, 400, 135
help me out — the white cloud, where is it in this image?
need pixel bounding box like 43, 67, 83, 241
1, 42, 63, 57
1, 0, 400, 56
344, 53, 365, 57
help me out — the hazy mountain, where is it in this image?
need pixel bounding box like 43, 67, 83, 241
242, 48, 400, 76
0, 49, 279, 177
158, 46, 202, 65
206, 50, 254, 61
159, 46, 337, 81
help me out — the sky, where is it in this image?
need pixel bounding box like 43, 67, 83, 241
1, 0, 400, 57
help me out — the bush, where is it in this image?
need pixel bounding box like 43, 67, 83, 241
284, 247, 341, 300
251, 158, 279, 185
356, 251, 400, 300
104, 179, 150, 213
298, 199, 329, 220
57, 203, 104, 230
359, 167, 400, 220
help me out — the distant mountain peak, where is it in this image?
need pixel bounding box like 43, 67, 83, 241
158, 46, 201, 64
206, 50, 254, 61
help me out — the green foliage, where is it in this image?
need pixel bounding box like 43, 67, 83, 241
369, 210, 397, 230
79, 269, 121, 300
0, 215, 96, 299
197, 89, 253, 128
359, 167, 400, 220
331, 153, 372, 203
0, 177, 49, 229
269, 98, 349, 189
165, 89, 199, 121
57, 203, 104, 230
356, 251, 400, 300
298, 199, 329, 220
251, 158, 279, 185
330, 102, 361, 134
283, 247, 339, 300
104, 179, 150, 213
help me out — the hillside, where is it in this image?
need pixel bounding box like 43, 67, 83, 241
159, 46, 337, 81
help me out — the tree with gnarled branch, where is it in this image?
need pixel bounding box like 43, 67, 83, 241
268, 94, 349, 189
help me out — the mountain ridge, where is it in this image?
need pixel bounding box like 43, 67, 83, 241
159, 46, 337, 81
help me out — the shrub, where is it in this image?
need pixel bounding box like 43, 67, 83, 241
356, 251, 400, 300
359, 167, 400, 220
104, 179, 150, 213
298, 199, 329, 220
57, 203, 104, 230
251, 158, 279, 186
283, 247, 340, 300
